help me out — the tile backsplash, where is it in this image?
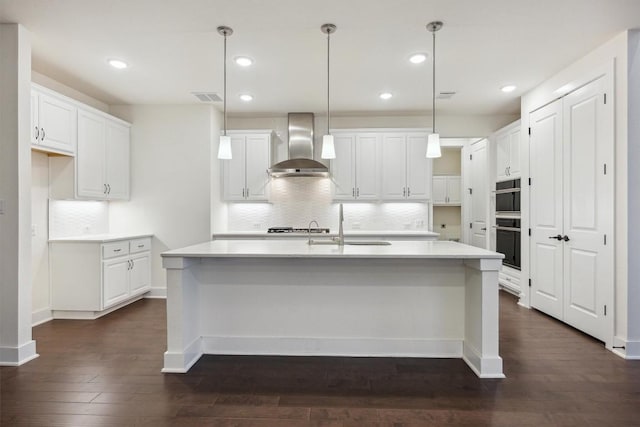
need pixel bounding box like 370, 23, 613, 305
49, 200, 109, 238
226, 177, 429, 232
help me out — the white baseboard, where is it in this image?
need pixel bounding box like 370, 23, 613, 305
462, 342, 505, 378
0, 340, 39, 366
32, 307, 53, 327
612, 338, 640, 359
200, 336, 463, 358
145, 286, 166, 299
52, 295, 144, 320
162, 337, 202, 373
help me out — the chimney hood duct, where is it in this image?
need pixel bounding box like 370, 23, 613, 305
268, 113, 330, 177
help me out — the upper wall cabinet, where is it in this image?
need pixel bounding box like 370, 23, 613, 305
31, 85, 77, 155
331, 132, 379, 201
493, 120, 521, 181
76, 110, 130, 200
222, 131, 271, 201
47, 89, 131, 201
381, 132, 432, 200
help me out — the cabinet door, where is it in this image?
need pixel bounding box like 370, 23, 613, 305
354, 134, 379, 200
129, 253, 151, 295
495, 131, 510, 181
105, 120, 130, 200
103, 258, 130, 309
222, 135, 247, 200
432, 176, 448, 204
508, 129, 521, 178
406, 134, 431, 200
331, 134, 356, 200
77, 110, 107, 199
38, 92, 77, 154
381, 134, 407, 199
245, 134, 270, 200
446, 176, 462, 204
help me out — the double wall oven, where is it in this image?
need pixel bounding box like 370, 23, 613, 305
494, 179, 521, 270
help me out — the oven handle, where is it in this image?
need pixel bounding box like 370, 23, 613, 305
492, 188, 521, 194
493, 226, 521, 232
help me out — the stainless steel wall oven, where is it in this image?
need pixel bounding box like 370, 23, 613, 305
495, 217, 521, 270
495, 179, 521, 213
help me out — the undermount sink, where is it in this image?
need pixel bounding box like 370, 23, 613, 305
345, 241, 392, 246
308, 239, 392, 246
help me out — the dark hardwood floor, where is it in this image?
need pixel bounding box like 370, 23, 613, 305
1, 292, 639, 426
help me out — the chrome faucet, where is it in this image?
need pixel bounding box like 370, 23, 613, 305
336, 203, 344, 246
308, 220, 319, 245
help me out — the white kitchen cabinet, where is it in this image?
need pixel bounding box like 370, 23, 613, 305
50, 108, 131, 200
493, 120, 521, 181
432, 175, 461, 205
222, 131, 271, 201
31, 85, 77, 155
50, 236, 152, 318
331, 132, 379, 200
381, 132, 432, 200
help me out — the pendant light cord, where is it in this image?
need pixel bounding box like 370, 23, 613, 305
327, 29, 331, 135
223, 31, 228, 137
432, 28, 436, 134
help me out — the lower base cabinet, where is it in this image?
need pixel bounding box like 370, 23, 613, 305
50, 236, 152, 319
499, 265, 521, 295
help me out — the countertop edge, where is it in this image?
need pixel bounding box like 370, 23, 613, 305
49, 233, 154, 243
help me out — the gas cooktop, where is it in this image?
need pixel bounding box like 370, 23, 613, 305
267, 227, 330, 234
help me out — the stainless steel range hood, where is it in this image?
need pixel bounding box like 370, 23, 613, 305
268, 113, 329, 177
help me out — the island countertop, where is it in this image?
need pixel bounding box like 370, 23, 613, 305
162, 239, 503, 260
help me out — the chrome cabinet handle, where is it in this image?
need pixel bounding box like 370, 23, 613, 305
138, 244, 144, 248
103, 184, 107, 194
35, 127, 39, 140
407, 188, 411, 197
403, 187, 406, 197
114, 248, 121, 252
242, 188, 245, 198
246, 188, 249, 198
356, 188, 360, 197
107, 184, 111, 195
352, 188, 355, 197
40, 128, 45, 141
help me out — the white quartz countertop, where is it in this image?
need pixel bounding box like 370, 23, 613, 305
213, 230, 439, 239
49, 233, 153, 243
163, 239, 503, 260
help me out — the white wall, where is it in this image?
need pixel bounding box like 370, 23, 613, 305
626, 30, 640, 357
108, 105, 218, 296
32, 71, 109, 113
520, 31, 634, 355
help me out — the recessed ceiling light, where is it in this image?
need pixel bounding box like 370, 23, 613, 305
240, 94, 253, 102
234, 56, 253, 67
409, 53, 427, 64
107, 59, 128, 69
379, 92, 393, 100
501, 85, 517, 93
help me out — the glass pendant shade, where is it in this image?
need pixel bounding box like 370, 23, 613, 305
321, 134, 336, 159
426, 132, 441, 158
218, 135, 232, 159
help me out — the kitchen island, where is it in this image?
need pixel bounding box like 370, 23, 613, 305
161, 240, 505, 378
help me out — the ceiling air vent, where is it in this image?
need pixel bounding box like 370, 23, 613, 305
191, 92, 223, 103
437, 91, 456, 100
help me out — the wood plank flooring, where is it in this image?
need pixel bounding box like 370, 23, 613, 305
2, 292, 639, 426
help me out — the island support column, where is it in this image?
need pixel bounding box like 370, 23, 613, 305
463, 258, 505, 378
162, 256, 202, 373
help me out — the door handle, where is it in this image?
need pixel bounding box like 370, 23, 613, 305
481, 227, 487, 231
548, 234, 563, 241
562, 235, 570, 242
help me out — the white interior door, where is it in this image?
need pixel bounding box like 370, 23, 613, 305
529, 99, 564, 320
469, 140, 488, 248
561, 77, 612, 342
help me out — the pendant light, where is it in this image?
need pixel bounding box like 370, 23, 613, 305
321, 23, 336, 159
217, 26, 233, 159
426, 21, 443, 158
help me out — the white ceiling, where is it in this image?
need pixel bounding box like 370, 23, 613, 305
1, 0, 639, 116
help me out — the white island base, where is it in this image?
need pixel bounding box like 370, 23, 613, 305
161, 240, 505, 378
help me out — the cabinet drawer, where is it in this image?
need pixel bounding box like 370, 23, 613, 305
102, 241, 129, 259
130, 238, 151, 254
